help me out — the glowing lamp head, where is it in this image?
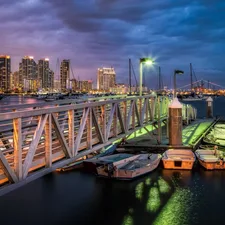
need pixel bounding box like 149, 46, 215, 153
145, 60, 154, 65
140, 58, 154, 65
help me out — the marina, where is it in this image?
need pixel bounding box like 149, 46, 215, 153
1, 1, 225, 224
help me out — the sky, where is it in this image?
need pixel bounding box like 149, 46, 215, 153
0, 0, 225, 89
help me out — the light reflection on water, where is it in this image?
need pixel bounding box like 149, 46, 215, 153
121, 168, 205, 225
0, 96, 40, 106
153, 187, 194, 225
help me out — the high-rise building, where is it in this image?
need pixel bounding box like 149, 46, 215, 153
71, 78, 78, 92
97, 67, 116, 91
9, 72, 14, 90
0, 55, 11, 92
60, 59, 70, 92
38, 58, 54, 91
79, 80, 92, 92
12, 71, 22, 92
110, 83, 128, 94
19, 56, 37, 91
54, 79, 61, 90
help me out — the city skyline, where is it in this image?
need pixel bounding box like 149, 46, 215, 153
0, 0, 225, 89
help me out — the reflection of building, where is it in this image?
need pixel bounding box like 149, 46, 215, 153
38, 58, 54, 90
0, 55, 11, 91
97, 67, 116, 91
60, 59, 70, 92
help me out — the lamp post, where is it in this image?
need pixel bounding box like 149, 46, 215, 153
139, 58, 154, 96
173, 69, 184, 98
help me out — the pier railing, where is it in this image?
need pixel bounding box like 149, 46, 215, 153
0, 95, 196, 194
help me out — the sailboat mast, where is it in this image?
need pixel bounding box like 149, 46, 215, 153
190, 63, 193, 90
158, 66, 161, 90
129, 58, 131, 95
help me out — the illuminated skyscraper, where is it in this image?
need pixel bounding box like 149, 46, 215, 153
0, 55, 11, 91
19, 56, 37, 91
97, 67, 116, 91
38, 58, 54, 90
60, 59, 70, 92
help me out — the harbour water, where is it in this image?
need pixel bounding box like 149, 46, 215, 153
0, 96, 225, 225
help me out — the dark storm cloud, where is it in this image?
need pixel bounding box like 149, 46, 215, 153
1, 0, 225, 87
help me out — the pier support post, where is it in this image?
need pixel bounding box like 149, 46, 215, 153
206, 97, 213, 118
169, 98, 182, 146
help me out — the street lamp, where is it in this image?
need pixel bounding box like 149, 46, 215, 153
173, 69, 184, 98
139, 58, 154, 96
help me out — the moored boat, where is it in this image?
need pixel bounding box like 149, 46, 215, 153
96, 153, 161, 180
84, 153, 133, 173
203, 122, 225, 147
162, 149, 195, 170
45, 97, 57, 102
195, 148, 225, 170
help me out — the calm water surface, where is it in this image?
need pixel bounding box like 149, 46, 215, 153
0, 96, 225, 225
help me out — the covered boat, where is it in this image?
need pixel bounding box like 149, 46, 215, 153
162, 149, 195, 170
203, 123, 225, 147
83, 152, 133, 173
195, 148, 225, 170
96, 153, 161, 180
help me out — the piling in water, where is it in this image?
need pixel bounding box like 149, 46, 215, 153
169, 98, 183, 146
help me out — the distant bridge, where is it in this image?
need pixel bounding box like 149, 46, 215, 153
178, 79, 225, 90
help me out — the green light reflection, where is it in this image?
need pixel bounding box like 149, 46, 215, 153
135, 182, 144, 200
145, 178, 151, 186
158, 177, 170, 194
146, 187, 161, 213
122, 215, 133, 225
153, 188, 193, 225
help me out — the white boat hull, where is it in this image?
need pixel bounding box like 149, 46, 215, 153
96, 154, 161, 180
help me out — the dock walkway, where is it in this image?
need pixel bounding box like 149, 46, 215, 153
121, 118, 216, 152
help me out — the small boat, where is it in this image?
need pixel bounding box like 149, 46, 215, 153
195, 148, 225, 170
199, 144, 225, 151
203, 123, 225, 147
45, 97, 57, 102
162, 149, 195, 170
96, 153, 161, 180
181, 96, 207, 101
84, 152, 133, 173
